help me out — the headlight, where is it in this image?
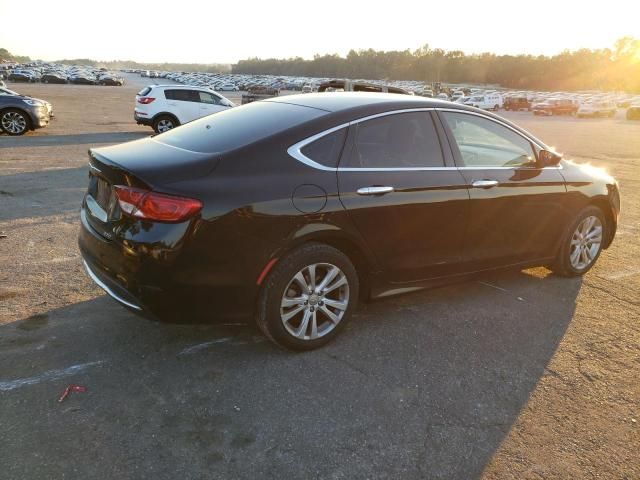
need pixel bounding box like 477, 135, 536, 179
23, 99, 44, 106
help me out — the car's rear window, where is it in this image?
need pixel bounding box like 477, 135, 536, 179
138, 87, 152, 96
156, 101, 327, 154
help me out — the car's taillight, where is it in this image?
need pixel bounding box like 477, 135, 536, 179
114, 186, 202, 223
137, 97, 155, 104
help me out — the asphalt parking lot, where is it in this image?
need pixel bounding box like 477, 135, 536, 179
1, 74, 639, 479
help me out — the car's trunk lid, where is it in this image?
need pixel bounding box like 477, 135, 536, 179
84, 136, 217, 239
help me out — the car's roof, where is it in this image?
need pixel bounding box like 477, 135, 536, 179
264, 92, 460, 113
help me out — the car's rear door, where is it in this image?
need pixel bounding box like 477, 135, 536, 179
438, 110, 567, 270
163, 89, 200, 123
337, 110, 470, 283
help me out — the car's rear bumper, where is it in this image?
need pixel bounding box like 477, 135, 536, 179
78, 206, 254, 323
134, 112, 152, 126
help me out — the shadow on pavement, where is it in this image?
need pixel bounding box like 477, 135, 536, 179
0, 132, 148, 148
0, 269, 582, 479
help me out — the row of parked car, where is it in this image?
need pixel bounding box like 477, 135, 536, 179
0, 62, 124, 86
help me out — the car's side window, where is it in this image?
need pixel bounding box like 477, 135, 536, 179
164, 89, 193, 102
341, 112, 444, 168
300, 128, 347, 168
441, 112, 536, 168
198, 91, 220, 105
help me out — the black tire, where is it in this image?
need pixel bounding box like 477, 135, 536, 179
256, 242, 359, 351
551, 205, 606, 277
0, 108, 31, 136
153, 115, 178, 134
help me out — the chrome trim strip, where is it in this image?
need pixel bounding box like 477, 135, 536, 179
83, 260, 142, 311
287, 106, 560, 172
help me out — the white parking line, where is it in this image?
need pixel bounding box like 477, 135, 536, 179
178, 337, 234, 356
0, 361, 104, 391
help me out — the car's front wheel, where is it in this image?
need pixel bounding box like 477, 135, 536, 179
153, 115, 178, 133
552, 206, 605, 277
257, 243, 359, 351
0, 109, 30, 136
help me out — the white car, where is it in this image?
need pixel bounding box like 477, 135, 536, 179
464, 93, 503, 110
134, 85, 235, 133
216, 83, 239, 91
577, 101, 616, 118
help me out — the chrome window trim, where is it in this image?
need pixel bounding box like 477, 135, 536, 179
287, 107, 562, 172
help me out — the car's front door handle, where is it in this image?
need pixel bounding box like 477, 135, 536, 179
357, 186, 395, 196
471, 180, 499, 188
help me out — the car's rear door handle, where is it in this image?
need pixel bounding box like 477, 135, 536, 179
357, 186, 395, 196
471, 180, 499, 188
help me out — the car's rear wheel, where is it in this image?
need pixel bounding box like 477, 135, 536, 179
0, 109, 30, 136
257, 243, 359, 351
552, 206, 605, 277
153, 115, 178, 133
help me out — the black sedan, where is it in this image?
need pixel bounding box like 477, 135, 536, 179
98, 76, 124, 86
41, 73, 68, 84
69, 75, 96, 85
79, 94, 620, 350
8, 72, 35, 83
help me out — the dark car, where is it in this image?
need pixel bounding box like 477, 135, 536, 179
98, 75, 124, 86
0, 91, 51, 135
626, 105, 640, 120
79, 93, 620, 350
8, 71, 35, 83
503, 96, 531, 111
532, 98, 578, 116
69, 75, 97, 85
41, 73, 68, 84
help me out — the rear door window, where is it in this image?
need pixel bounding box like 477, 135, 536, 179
164, 89, 200, 102
341, 112, 445, 168
300, 128, 347, 168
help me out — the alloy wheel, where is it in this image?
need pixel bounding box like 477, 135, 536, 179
1, 111, 27, 134
157, 119, 174, 132
280, 263, 349, 340
569, 215, 603, 270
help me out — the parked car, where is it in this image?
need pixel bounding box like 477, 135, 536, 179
577, 101, 616, 118
318, 79, 410, 95
504, 96, 531, 111
41, 73, 68, 84
79, 93, 620, 350
464, 93, 503, 110
98, 75, 124, 86
134, 84, 235, 133
0, 91, 51, 135
216, 83, 239, 91
627, 104, 640, 120
69, 75, 97, 85
8, 71, 35, 83
532, 98, 578, 116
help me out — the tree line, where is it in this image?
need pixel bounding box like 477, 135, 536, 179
233, 37, 640, 93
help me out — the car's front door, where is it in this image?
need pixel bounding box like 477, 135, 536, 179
337, 110, 470, 283
197, 91, 228, 119
438, 110, 568, 270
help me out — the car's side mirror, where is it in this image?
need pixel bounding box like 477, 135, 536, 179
538, 149, 562, 167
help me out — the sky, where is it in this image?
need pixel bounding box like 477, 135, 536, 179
1, 0, 638, 64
